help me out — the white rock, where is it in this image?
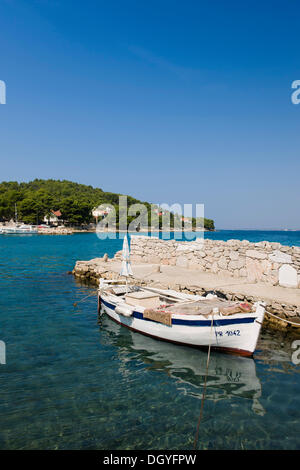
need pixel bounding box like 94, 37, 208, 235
176, 244, 190, 252
218, 257, 228, 269
176, 255, 189, 268
229, 251, 239, 260
211, 262, 219, 273
228, 259, 245, 270
246, 250, 267, 260
278, 264, 298, 288
187, 243, 205, 251
239, 268, 247, 277
147, 256, 161, 264
269, 250, 292, 264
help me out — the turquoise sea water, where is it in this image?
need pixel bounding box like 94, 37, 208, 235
0, 231, 300, 450
204, 229, 300, 246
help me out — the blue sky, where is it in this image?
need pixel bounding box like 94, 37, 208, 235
0, 0, 299, 229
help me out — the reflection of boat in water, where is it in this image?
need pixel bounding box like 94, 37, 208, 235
100, 316, 265, 416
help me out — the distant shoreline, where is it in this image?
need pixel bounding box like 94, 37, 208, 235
216, 229, 300, 232
37, 227, 215, 234
2, 222, 299, 235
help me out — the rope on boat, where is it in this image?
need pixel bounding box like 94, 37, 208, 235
193, 314, 214, 450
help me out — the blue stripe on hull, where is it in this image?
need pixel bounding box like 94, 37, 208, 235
101, 298, 256, 326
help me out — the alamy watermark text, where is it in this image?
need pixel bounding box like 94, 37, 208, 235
291, 80, 300, 104
0, 80, 6, 104
0, 341, 6, 365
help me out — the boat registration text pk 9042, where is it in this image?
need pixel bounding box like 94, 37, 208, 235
216, 329, 241, 337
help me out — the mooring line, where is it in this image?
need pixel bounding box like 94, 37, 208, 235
73, 291, 97, 307
265, 310, 300, 327
193, 314, 214, 450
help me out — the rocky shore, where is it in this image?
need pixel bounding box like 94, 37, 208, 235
38, 227, 74, 235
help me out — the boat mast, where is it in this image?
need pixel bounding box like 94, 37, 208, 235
15, 203, 18, 223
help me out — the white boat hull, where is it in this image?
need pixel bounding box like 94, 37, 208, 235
1, 226, 38, 234
99, 295, 265, 357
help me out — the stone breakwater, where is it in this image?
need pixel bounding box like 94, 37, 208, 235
38, 227, 74, 235
116, 236, 300, 289
73, 262, 300, 330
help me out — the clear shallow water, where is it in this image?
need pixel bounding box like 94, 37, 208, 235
0, 232, 300, 450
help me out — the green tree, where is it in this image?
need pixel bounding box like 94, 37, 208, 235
0, 179, 216, 229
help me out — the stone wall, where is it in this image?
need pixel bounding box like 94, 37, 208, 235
118, 236, 300, 288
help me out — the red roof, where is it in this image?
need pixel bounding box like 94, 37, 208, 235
51, 210, 62, 217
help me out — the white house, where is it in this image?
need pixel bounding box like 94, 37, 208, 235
92, 205, 113, 223
43, 210, 63, 226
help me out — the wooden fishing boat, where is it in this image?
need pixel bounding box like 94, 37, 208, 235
98, 280, 266, 357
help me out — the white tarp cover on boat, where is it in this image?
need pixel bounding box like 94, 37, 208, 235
119, 234, 133, 277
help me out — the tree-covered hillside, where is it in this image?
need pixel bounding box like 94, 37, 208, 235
0, 179, 215, 230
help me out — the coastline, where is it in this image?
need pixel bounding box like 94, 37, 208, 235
36, 227, 214, 235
